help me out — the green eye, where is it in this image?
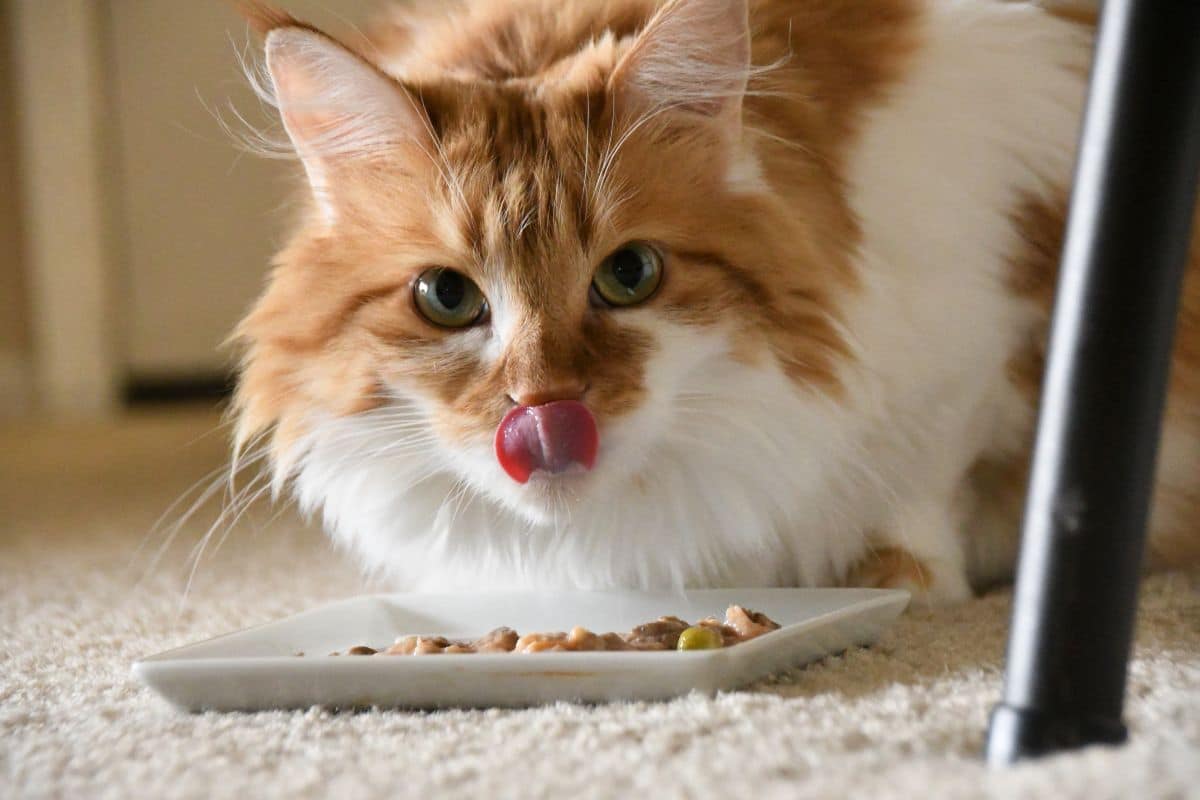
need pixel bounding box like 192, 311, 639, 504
413, 268, 488, 328
592, 242, 663, 307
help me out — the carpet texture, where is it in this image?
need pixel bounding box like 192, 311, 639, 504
2, 409, 1198, 799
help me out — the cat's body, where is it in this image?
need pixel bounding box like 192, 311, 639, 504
235, 0, 1200, 603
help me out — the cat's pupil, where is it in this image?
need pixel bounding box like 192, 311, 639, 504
611, 250, 645, 290
435, 270, 466, 309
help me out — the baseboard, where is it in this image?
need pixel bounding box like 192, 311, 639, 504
0, 350, 33, 417
123, 372, 235, 405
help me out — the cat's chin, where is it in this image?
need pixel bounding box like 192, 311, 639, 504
502, 468, 594, 525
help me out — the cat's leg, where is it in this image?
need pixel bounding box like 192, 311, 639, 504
958, 455, 1027, 592
844, 501, 973, 608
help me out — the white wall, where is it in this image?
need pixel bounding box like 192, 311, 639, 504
0, 0, 31, 415
10, 0, 119, 415
105, 1, 380, 378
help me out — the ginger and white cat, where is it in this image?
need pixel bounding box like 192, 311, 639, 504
231, 0, 1199, 604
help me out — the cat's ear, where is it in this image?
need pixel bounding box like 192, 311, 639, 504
263, 27, 433, 221
609, 0, 750, 129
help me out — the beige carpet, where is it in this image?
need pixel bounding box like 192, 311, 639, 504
2, 408, 1198, 799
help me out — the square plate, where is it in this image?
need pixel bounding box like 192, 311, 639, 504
133, 588, 908, 711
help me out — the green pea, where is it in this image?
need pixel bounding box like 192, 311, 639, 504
676, 626, 723, 651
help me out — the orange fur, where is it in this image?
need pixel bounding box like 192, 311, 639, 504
844, 545, 933, 593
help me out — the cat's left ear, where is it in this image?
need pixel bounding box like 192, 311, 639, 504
609, 0, 750, 132
262, 26, 435, 222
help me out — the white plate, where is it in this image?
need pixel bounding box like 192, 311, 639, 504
133, 588, 908, 711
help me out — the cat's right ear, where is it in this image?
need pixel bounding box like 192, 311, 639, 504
261, 27, 434, 222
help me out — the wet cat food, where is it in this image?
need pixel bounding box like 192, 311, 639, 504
328, 605, 780, 656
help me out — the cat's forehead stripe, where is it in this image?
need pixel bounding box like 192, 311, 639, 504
425, 86, 605, 276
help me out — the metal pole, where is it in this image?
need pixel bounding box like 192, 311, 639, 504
985, 0, 1200, 765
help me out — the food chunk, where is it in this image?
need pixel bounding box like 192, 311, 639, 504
676, 626, 724, 651
472, 627, 520, 653
722, 605, 782, 639
625, 616, 691, 650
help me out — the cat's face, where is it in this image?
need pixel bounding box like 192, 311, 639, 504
235, 0, 852, 532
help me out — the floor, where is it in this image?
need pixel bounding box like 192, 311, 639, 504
1, 408, 1198, 799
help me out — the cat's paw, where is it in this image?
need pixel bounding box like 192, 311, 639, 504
844, 546, 972, 609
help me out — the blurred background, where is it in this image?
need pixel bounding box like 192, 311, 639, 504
0, 2, 389, 588
1, 1, 386, 420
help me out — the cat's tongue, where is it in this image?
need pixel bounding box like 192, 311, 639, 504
494, 401, 598, 484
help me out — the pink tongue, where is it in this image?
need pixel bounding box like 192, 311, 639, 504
494, 401, 599, 484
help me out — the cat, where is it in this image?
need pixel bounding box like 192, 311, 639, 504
230, 0, 1199, 605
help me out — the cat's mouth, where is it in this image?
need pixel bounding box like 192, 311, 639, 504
494, 401, 599, 484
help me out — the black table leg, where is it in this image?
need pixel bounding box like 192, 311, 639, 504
984, 0, 1200, 765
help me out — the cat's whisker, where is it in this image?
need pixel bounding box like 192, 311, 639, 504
362, 441, 441, 462
132, 472, 232, 590
187, 466, 274, 570
319, 424, 440, 448
331, 417, 430, 433
145, 431, 276, 587
229, 429, 272, 495
320, 426, 435, 445
590, 42, 794, 213
210, 472, 279, 561
590, 98, 621, 222
580, 93, 592, 221
437, 478, 473, 544
243, 485, 299, 542
133, 443, 274, 590
135, 462, 233, 563
401, 101, 473, 224
188, 485, 270, 585
294, 420, 435, 448
594, 100, 704, 220
297, 421, 450, 491
397, 463, 454, 496
743, 124, 820, 160
177, 471, 276, 614
357, 412, 434, 425
515, 205, 537, 240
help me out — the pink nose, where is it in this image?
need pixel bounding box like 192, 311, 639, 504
494, 400, 599, 484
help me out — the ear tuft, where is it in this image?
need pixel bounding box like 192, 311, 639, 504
231, 0, 304, 37
610, 0, 751, 122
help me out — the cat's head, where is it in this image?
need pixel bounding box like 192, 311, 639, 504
233, 0, 854, 553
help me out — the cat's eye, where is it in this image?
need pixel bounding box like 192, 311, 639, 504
413, 268, 488, 328
591, 243, 663, 307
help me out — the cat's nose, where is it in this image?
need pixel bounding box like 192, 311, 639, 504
506, 381, 588, 408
